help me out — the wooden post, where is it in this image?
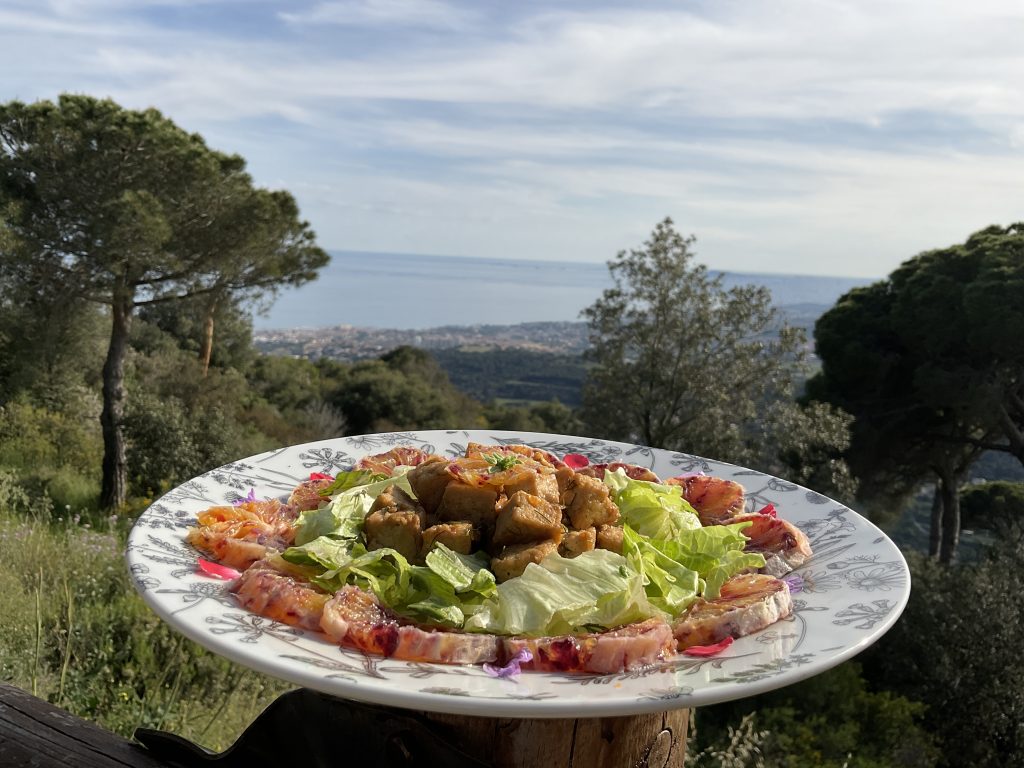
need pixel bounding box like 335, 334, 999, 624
0, 683, 170, 767
423, 708, 690, 767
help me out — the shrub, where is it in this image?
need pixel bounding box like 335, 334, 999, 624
692, 662, 938, 768
861, 547, 1024, 767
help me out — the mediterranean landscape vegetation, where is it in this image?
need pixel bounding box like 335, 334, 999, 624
2, 95, 1023, 766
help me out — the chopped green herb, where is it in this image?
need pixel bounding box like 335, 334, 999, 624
483, 452, 523, 472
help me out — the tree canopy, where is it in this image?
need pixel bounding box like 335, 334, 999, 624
580, 218, 854, 499
808, 224, 1024, 562
0, 95, 329, 508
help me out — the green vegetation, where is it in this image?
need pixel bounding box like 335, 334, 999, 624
2, 95, 1023, 764
809, 223, 1024, 562
430, 347, 588, 407
0, 95, 329, 508
0, 471, 291, 749
580, 218, 856, 502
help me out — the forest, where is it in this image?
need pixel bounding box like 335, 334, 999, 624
2, 95, 1024, 767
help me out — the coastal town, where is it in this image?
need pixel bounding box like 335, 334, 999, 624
253, 320, 592, 361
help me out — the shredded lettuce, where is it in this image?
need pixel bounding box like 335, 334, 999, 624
424, 544, 497, 600
622, 526, 700, 615
625, 521, 766, 600
293, 469, 414, 546
318, 469, 388, 497
281, 539, 497, 629
603, 470, 701, 539
464, 549, 657, 636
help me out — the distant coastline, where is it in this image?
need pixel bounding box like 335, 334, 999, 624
254, 249, 873, 332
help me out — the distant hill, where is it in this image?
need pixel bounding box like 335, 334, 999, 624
430, 347, 588, 408
254, 250, 868, 406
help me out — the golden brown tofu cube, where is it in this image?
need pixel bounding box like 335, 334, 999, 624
490, 540, 558, 582
369, 485, 425, 518
555, 466, 576, 498
493, 492, 563, 546
420, 522, 476, 558
364, 509, 423, 561
595, 524, 624, 555
559, 527, 596, 558
407, 457, 452, 515
502, 468, 560, 505
564, 473, 620, 529
437, 481, 498, 528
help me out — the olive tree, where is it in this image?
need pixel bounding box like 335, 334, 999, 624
581, 218, 854, 499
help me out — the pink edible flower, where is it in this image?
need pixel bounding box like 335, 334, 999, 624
562, 453, 590, 469
683, 636, 734, 657
483, 648, 533, 679
757, 503, 778, 518
310, 472, 334, 481
197, 558, 241, 581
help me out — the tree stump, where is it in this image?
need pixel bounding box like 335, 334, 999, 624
423, 708, 690, 767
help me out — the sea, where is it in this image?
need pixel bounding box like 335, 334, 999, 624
254, 250, 872, 330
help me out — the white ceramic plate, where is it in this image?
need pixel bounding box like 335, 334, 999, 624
126, 430, 910, 719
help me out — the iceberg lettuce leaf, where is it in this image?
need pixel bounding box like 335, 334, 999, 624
604, 470, 701, 539
293, 469, 414, 546
464, 549, 657, 636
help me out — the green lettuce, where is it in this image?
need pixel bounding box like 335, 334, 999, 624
625, 521, 766, 600
281, 538, 497, 629
293, 469, 414, 546
464, 549, 657, 636
424, 544, 497, 600
603, 469, 701, 539
317, 469, 388, 497
622, 526, 700, 615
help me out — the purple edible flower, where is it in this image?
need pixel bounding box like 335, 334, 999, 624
233, 488, 258, 506
483, 649, 533, 679
782, 573, 804, 594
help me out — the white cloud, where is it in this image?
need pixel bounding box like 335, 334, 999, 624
1, 0, 1023, 279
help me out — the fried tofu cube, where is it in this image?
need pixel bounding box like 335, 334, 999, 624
364, 509, 423, 561
596, 524, 624, 555
490, 540, 558, 583
502, 468, 560, 505
559, 527, 596, 558
363, 485, 425, 561
420, 522, 476, 558
493, 492, 563, 546
437, 480, 498, 528
407, 457, 453, 515
564, 473, 620, 529
555, 466, 576, 498
368, 485, 425, 518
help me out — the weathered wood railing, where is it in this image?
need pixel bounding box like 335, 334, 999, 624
0, 683, 689, 767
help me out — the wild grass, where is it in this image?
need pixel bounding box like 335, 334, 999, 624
0, 470, 290, 752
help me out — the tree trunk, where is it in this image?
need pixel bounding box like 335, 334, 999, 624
100, 290, 133, 510
422, 708, 689, 767
937, 466, 961, 565
928, 483, 942, 559
200, 305, 215, 378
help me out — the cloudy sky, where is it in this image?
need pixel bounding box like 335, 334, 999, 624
2, 0, 1023, 278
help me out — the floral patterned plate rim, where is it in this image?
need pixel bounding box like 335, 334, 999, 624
126, 429, 910, 719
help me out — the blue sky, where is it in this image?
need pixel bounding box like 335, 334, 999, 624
2, 0, 1023, 278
